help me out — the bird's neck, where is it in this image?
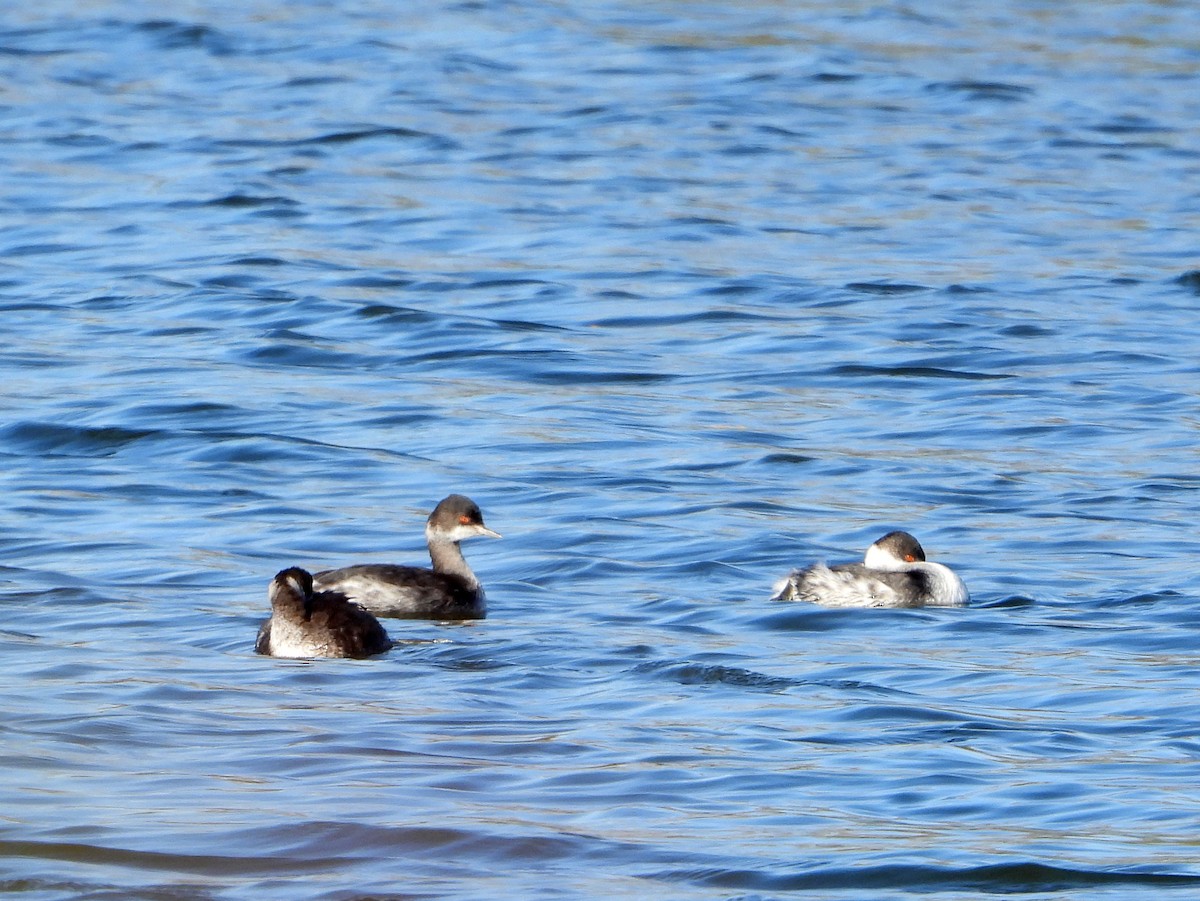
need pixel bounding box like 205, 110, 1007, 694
429, 538, 478, 587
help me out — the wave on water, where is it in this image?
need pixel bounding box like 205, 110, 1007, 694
632, 659, 802, 692
0, 421, 157, 456
829, 364, 1012, 381
653, 861, 1200, 894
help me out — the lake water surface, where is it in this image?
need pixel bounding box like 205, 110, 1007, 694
3, 1, 1200, 898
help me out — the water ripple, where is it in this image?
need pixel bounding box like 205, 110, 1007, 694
3, 1, 1200, 898
657, 861, 1200, 894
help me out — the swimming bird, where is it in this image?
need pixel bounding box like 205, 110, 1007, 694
255, 566, 391, 658
313, 494, 500, 619
770, 530, 969, 608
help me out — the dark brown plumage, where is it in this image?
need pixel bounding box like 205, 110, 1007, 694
256, 567, 391, 658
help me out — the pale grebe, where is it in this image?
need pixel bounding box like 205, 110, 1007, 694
770, 530, 969, 608
255, 567, 392, 659
313, 494, 500, 619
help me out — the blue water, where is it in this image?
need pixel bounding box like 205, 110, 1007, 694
3, 1, 1200, 898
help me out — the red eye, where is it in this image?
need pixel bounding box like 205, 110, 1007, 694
459, 515, 472, 525
904, 554, 916, 562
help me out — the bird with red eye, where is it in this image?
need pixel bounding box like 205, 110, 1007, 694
771, 530, 968, 608
311, 494, 500, 620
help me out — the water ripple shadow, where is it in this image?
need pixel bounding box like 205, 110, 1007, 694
0, 422, 157, 457
653, 860, 1200, 893
926, 80, 1035, 102
632, 660, 800, 692
632, 659, 902, 698
830, 364, 1013, 381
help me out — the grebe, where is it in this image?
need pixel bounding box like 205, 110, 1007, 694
771, 530, 969, 608
313, 494, 500, 619
255, 567, 391, 658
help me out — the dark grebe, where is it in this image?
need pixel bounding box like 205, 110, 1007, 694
313, 494, 500, 619
255, 567, 391, 658
771, 530, 969, 608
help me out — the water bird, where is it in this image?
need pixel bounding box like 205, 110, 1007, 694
313, 494, 500, 619
771, 530, 969, 608
255, 567, 392, 658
